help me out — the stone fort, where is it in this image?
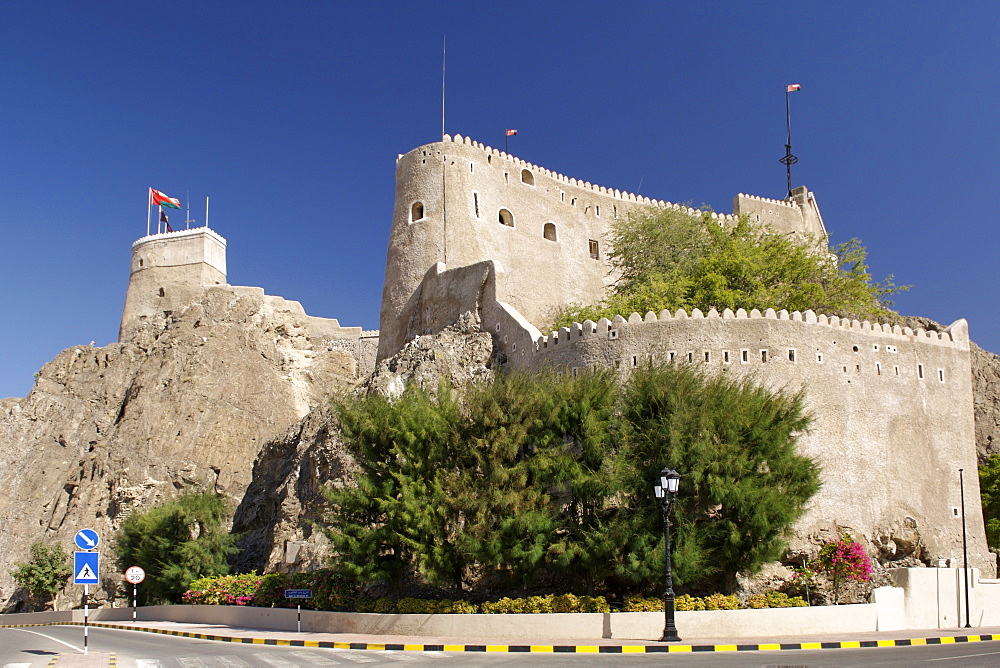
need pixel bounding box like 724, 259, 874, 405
120, 133, 993, 575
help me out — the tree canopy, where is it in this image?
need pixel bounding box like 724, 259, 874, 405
323, 363, 820, 596
114, 491, 238, 604
553, 208, 905, 330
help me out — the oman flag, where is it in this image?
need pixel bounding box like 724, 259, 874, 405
150, 188, 181, 209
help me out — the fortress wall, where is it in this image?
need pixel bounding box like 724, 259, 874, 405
496, 307, 990, 574
380, 135, 768, 360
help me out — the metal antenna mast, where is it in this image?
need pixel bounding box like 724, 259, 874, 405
779, 84, 800, 199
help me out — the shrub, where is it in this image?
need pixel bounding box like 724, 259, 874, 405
702, 593, 739, 610
184, 572, 261, 605
815, 533, 873, 604
766, 591, 808, 608
9, 543, 72, 611
674, 594, 704, 611
623, 595, 663, 612
746, 593, 768, 609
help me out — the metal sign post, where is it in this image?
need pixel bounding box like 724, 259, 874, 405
125, 566, 146, 622
284, 589, 313, 633
73, 529, 100, 657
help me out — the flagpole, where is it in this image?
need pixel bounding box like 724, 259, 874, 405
205, 197, 210, 229
146, 189, 152, 237
158, 205, 163, 234
441, 36, 446, 139
779, 86, 799, 199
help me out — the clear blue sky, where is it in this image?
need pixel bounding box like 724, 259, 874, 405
2, 1, 998, 399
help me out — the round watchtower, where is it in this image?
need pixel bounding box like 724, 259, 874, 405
120, 227, 227, 340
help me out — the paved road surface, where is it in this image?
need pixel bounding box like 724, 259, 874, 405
5, 625, 1000, 666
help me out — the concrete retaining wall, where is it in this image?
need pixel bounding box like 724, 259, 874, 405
0, 603, 880, 641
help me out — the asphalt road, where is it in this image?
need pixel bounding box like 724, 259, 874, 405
4, 626, 1000, 667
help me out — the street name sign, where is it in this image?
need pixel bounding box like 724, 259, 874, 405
74, 551, 100, 585
284, 589, 313, 599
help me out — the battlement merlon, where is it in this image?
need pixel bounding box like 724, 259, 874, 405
734, 186, 828, 241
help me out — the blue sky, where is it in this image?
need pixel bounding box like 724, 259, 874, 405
2, 1, 998, 399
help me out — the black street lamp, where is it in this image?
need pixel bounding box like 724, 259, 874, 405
654, 467, 681, 642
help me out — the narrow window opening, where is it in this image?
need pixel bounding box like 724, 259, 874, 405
856, 364, 861, 372
938, 369, 944, 382
741, 349, 749, 363
788, 349, 796, 363
632, 355, 638, 367
589, 239, 600, 259
723, 351, 730, 363
613, 205, 618, 218
668, 351, 676, 361
139, 258, 144, 267
473, 192, 481, 218
876, 362, 882, 376
761, 350, 768, 363
410, 201, 424, 222
816, 352, 824, 363
571, 197, 577, 206
504, 172, 509, 185
687, 352, 694, 363
894, 365, 899, 376
704, 351, 710, 363
520, 169, 534, 185
487, 155, 492, 164
918, 364, 924, 379
158, 287, 165, 297
543, 222, 557, 241
469, 162, 474, 173
498, 209, 514, 227
595, 205, 601, 217
560, 191, 565, 202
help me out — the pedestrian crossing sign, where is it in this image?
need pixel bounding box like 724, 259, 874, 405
74, 551, 100, 584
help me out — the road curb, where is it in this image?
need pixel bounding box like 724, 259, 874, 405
3, 622, 996, 653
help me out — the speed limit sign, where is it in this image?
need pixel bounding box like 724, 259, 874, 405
125, 566, 146, 584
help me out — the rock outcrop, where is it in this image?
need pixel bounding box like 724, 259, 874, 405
0, 286, 365, 610
230, 314, 497, 575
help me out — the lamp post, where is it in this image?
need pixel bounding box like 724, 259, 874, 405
654, 467, 681, 642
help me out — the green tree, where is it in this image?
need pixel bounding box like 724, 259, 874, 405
980, 454, 1000, 552
325, 363, 820, 596
114, 491, 238, 604
9, 542, 72, 610
553, 208, 905, 329
612, 363, 821, 593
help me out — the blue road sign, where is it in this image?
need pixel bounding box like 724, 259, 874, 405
74, 528, 100, 550
284, 589, 312, 599
74, 551, 100, 585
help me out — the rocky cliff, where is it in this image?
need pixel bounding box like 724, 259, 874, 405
0, 286, 365, 610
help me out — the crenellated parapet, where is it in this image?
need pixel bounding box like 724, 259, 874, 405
529, 307, 968, 351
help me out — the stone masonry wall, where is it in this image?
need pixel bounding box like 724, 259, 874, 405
378, 135, 826, 360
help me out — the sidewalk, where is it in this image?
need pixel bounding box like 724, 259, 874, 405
74, 619, 1000, 653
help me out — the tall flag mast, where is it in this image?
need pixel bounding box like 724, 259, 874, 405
780, 84, 801, 199
505, 129, 517, 153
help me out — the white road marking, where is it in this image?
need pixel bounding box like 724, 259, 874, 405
135, 660, 162, 668
288, 651, 339, 664
4, 663, 33, 668
10, 628, 83, 653
213, 656, 250, 667
176, 658, 208, 667
926, 648, 1000, 661
250, 653, 297, 667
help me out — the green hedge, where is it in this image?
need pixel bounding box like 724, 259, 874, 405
623, 592, 807, 611
185, 572, 806, 613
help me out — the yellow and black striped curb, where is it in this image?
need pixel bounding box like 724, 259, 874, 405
46, 653, 117, 666
5, 622, 999, 653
